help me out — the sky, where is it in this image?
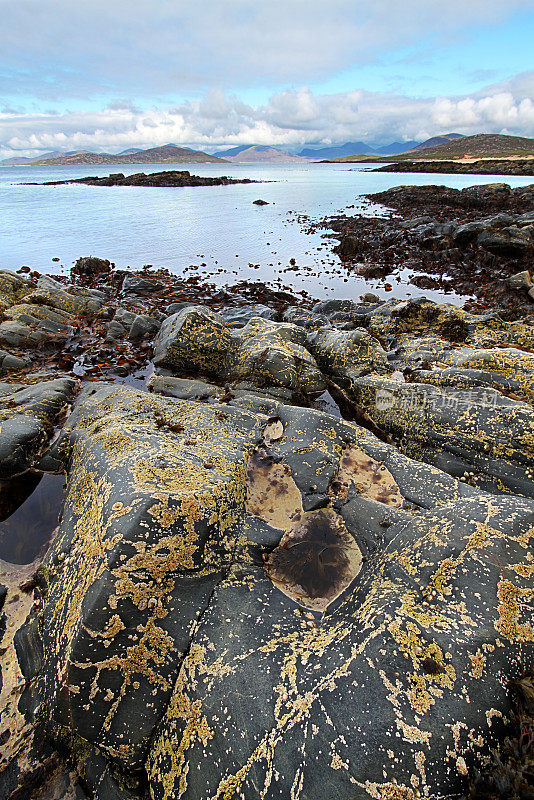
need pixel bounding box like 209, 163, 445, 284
0, 0, 533, 158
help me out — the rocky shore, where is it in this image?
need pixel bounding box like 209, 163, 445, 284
373, 159, 534, 176
320, 182, 534, 314
0, 240, 532, 800
24, 170, 258, 188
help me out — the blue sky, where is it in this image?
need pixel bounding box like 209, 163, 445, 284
0, 0, 533, 157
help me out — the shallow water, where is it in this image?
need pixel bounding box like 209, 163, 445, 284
2, 161, 533, 303
0, 472, 64, 564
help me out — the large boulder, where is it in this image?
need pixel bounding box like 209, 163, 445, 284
477, 225, 533, 258
231, 317, 326, 397
14, 388, 533, 800
153, 306, 232, 380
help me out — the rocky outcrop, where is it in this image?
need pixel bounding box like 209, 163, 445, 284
374, 158, 534, 176
12, 384, 533, 800
32, 170, 257, 188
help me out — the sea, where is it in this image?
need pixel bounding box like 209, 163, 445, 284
1, 161, 533, 304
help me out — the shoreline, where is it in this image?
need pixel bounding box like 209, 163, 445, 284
372, 158, 534, 176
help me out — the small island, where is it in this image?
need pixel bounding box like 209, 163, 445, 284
24, 170, 259, 188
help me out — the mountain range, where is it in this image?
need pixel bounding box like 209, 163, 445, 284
1, 145, 224, 166
297, 134, 464, 159
4, 133, 529, 167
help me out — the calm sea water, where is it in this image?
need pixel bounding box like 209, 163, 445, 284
1, 161, 532, 303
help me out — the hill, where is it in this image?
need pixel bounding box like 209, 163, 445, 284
2, 145, 225, 166
223, 146, 309, 163
402, 133, 534, 160
215, 145, 256, 158
1, 150, 85, 166
410, 133, 464, 152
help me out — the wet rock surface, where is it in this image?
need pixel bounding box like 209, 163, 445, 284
317, 183, 534, 314
0, 221, 532, 799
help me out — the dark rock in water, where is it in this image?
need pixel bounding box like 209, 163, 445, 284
28, 170, 258, 189
253, 199, 269, 205
13, 383, 533, 800
71, 256, 112, 278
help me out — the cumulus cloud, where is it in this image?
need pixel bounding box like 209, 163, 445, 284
1, 74, 533, 160
1, 0, 532, 98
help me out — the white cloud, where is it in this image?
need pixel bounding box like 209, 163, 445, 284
1, 74, 533, 160
0, 0, 532, 97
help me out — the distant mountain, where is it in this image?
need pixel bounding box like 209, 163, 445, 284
1, 145, 225, 167
31, 145, 224, 165
403, 133, 534, 159
374, 140, 421, 155
215, 145, 256, 157
410, 133, 464, 152
298, 142, 375, 159
1, 150, 84, 166
118, 148, 143, 155
224, 146, 309, 163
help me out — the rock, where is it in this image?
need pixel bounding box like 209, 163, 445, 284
453, 220, 485, 246
11, 384, 532, 800
307, 326, 388, 381
113, 308, 136, 328
0, 350, 27, 373
477, 226, 533, 258
128, 314, 161, 342
20, 384, 262, 770
25, 286, 103, 316
529, 286, 534, 301
122, 274, 165, 296
153, 305, 232, 380
105, 319, 128, 341
71, 256, 112, 278
508, 270, 533, 290
0, 377, 77, 479
149, 375, 224, 402
4, 303, 71, 328
253, 199, 269, 205
362, 292, 380, 303
12, 384, 534, 800
232, 317, 325, 397
367, 297, 534, 350
0, 321, 52, 349
0, 270, 33, 313
220, 305, 279, 328
348, 374, 534, 497
281, 307, 329, 330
